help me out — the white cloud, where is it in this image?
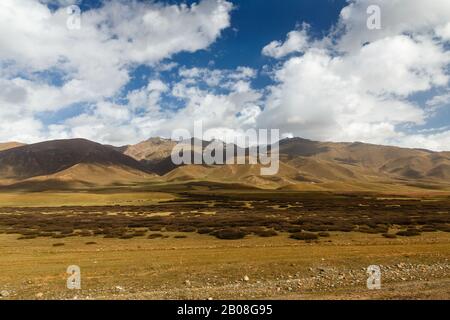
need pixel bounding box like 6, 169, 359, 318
436, 22, 450, 41
262, 24, 310, 59
0, 0, 233, 142
257, 0, 450, 150
336, 0, 450, 52
427, 91, 450, 107
1, 0, 450, 152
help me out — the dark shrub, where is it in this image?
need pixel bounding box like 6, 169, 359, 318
318, 232, 330, 237
174, 235, 187, 239
147, 233, 164, 239
290, 232, 319, 241
18, 235, 37, 240
285, 226, 303, 233
436, 224, 450, 232
85, 242, 97, 245
213, 228, 247, 240
52, 243, 65, 247
396, 230, 421, 237
382, 233, 397, 239
197, 227, 214, 234
420, 225, 437, 232
119, 234, 134, 239
180, 226, 196, 233
254, 230, 278, 237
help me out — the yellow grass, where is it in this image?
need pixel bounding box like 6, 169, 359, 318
0, 232, 448, 299
0, 191, 175, 207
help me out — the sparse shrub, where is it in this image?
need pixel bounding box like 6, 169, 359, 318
212, 228, 247, 240
285, 226, 303, 233
290, 232, 319, 241
318, 232, 330, 237
85, 242, 97, 245
119, 234, 134, 239
436, 224, 450, 232
420, 225, 437, 232
382, 233, 397, 239
18, 235, 37, 240
197, 227, 214, 234
147, 233, 164, 239
52, 243, 65, 247
174, 235, 187, 239
396, 230, 421, 237
254, 230, 278, 237
180, 226, 196, 233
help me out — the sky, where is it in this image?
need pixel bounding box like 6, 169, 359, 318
1, 0, 450, 150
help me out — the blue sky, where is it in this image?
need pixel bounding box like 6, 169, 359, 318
1, 0, 450, 150
112, 0, 349, 104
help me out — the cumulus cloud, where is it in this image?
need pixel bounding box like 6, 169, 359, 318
257, 0, 450, 150
1, 0, 450, 151
262, 24, 310, 59
0, 0, 233, 142
49, 65, 262, 145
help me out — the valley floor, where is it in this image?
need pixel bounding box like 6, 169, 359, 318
0, 190, 449, 300
0, 232, 448, 300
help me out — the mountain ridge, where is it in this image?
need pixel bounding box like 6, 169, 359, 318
1, 137, 450, 191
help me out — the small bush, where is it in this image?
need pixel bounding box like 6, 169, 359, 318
318, 232, 330, 237
396, 230, 421, 237
213, 228, 247, 240
174, 235, 187, 239
290, 232, 319, 241
119, 234, 134, 239
197, 227, 214, 234
148, 233, 164, 239
18, 235, 37, 240
52, 243, 65, 247
382, 233, 397, 239
420, 225, 437, 232
180, 226, 196, 233
85, 242, 97, 245
254, 230, 278, 237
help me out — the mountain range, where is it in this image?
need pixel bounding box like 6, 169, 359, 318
1, 137, 450, 192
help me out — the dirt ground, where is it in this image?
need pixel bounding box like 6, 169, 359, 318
0, 231, 448, 300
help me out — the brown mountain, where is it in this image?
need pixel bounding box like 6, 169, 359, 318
1, 137, 450, 192
128, 137, 450, 191
0, 142, 25, 152
121, 137, 179, 175
0, 139, 153, 186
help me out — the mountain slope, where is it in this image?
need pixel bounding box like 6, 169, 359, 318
0, 139, 151, 181
0, 142, 25, 152
152, 137, 450, 190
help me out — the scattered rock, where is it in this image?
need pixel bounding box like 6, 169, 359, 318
115, 286, 125, 292
243, 275, 250, 282
184, 280, 191, 286
35, 292, 44, 299
0, 290, 10, 298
